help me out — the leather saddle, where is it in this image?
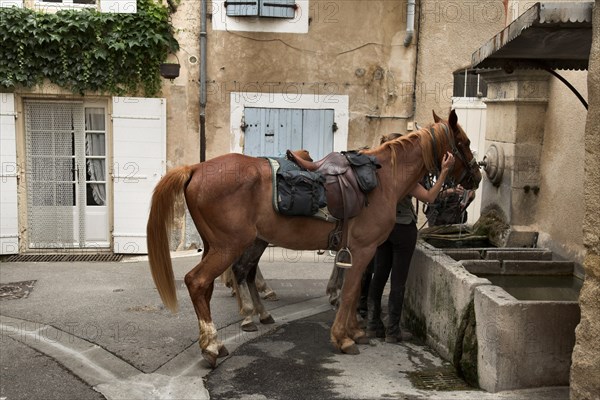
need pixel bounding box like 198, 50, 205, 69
286, 150, 366, 220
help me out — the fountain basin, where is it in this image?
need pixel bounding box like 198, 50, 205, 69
403, 241, 581, 392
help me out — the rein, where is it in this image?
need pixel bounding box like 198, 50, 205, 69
429, 122, 479, 189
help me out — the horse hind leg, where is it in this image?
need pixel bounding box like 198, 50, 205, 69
247, 266, 274, 325
255, 266, 278, 300
185, 247, 242, 368
220, 266, 237, 297
237, 281, 259, 332
230, 239, 269, 332
226, 263, 256, 332
231, 239, 273, 326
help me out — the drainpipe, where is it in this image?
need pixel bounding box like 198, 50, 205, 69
407, 0, 419, 122
404, 0, 415, 47
199, 0, 207, 162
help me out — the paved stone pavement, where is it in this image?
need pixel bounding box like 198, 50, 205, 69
0, 249, 570, 399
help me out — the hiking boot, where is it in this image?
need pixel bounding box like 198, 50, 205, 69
366, 295, 385, 335
366, 328, 385, 339
385, 330, 413, 343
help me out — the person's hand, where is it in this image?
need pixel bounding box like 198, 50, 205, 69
454, 184, 465, 196
441, 152, 455, 172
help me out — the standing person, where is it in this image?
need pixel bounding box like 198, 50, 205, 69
366, 133, 455, 342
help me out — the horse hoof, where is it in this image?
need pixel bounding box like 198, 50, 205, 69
202, 350, 218, 368
260, 315, 275, 325
354, 335, 370, 345
241, 322, 258, 332
262, 291, 278, 301
341, 343, 360, 355
218, 345, 229, 358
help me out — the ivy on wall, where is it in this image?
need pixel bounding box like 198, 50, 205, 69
0, 0, 179, 96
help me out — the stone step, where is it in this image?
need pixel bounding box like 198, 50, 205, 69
484, 249, 553, 261
501, 260, 574, 275
443, 248, 553, 261
461, 260, 574, 275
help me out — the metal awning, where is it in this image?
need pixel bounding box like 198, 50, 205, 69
472, 2, 593, 71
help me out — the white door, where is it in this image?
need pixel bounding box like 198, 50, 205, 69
24, 100, 110, 249
452, 97, 486, 225
0, 93, 19, 254
112, 97, 166, 254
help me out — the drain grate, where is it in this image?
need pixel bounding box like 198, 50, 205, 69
0, 280, 37, 300
2, 254, 123, 263
407, 367, 472, 391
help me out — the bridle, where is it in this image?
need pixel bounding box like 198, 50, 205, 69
419, 123, 481, 229
429, 122, 480, 190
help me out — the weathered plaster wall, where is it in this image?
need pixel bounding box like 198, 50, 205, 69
202, 0, 415, 158
536, 70, 587, 266
414, 0, 505, 125
570, 2, 600, 398
163, 0, 202, 168
167, 0, 507, 163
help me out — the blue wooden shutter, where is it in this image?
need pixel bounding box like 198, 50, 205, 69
301, 109, 334, 160
225, 0, 259, 17
259, 0, 296, 18
243, 108, 302, 157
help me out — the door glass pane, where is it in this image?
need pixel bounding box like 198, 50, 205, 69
85, 107, 106, 207
87, 183, 106, 206
85, 108, 106, 131
86, 132, 105, 156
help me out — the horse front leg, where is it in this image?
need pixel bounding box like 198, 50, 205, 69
185, 248, 241, 368
330, 250, 374, 354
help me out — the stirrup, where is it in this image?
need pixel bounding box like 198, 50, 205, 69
335, 247, 353, 269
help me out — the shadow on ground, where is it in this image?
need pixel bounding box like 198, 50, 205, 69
207, 310, 344, 400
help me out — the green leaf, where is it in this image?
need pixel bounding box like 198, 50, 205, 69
0, 0, 178, 96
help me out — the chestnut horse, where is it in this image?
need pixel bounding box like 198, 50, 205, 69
219, 149, 313, 332
146, 110, 481, 367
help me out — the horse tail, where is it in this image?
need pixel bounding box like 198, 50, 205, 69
147, 165, 193, 313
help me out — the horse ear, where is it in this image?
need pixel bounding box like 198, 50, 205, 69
449, 109, 458, 129
432, 110, 441, 123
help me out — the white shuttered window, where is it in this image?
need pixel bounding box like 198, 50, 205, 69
0, 93, 19, 254
112, 97, 166, 254
33, 0, 137, 13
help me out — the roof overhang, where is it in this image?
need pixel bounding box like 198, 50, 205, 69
471, 2, 593, 71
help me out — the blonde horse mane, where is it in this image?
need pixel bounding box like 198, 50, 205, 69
362, 123, 452, 175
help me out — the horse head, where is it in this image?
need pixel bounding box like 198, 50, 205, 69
432, 110, 482, 190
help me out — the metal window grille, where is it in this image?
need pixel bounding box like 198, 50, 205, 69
25, 101, 86, 249
453, 69, 488, 98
